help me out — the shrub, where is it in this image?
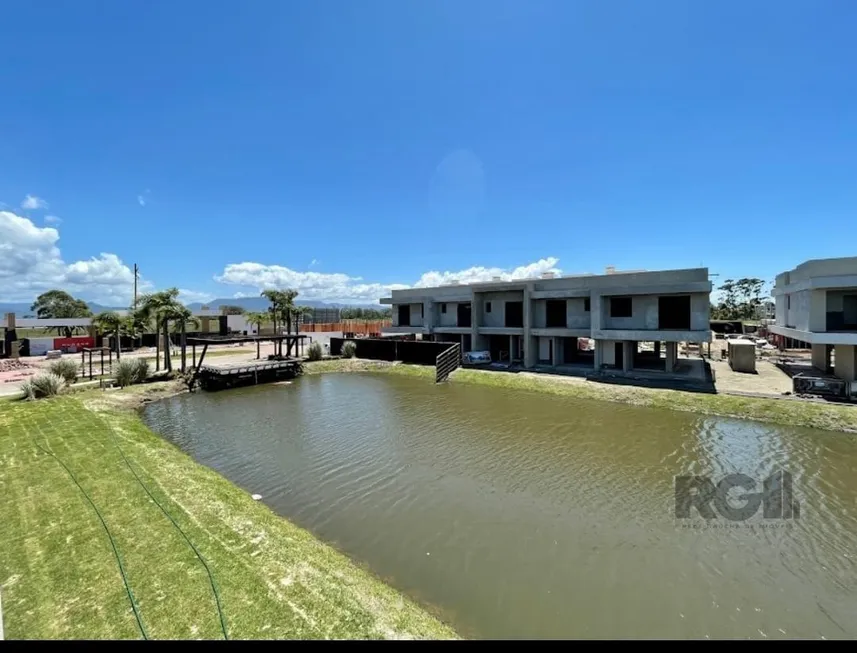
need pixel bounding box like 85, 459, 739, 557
48, 359, 80, 385
115, 358, 150, 388
341, 341, 357, 359
21, 373, 66, 400
307, 341, 323, 361
132, 358, 149, 384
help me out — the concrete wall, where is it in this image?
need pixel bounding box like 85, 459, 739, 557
437, 301, 460, 327
599, 340, 616, 366
601, 295, 658, 330
781, 257, 857, 284
826, 289, 857, 325
538, 336, 551, 362
599, 293, 709, 331
479, 291, 524, 328
567, 298, 591, 328
532, 298, 590, 329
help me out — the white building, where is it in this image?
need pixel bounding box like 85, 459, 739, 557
381, 266, 712, 376
770, 256, 857, 381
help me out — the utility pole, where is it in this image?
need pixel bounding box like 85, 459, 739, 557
133, 264, 139, 310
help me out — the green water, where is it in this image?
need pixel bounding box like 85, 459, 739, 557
143, 373, 857, 639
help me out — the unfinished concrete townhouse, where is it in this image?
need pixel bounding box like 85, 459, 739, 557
770, 256, 857, 383
381, 266, 712, 378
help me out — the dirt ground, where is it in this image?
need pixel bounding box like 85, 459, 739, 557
708, 358, 795, 396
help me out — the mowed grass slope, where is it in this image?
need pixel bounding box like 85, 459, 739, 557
0, 396, 458, 640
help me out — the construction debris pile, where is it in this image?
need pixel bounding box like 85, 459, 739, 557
0, 359, 36, 384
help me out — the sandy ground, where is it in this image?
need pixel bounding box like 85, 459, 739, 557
1, 334, 804, 401
709, 358, 795, 395
0, 334, 344, 397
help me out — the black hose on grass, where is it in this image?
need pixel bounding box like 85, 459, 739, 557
106, 430, 229, 640
31, 436, 149, 640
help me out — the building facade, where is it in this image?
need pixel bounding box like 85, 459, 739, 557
770, 257, 857, 381
380, 267, 712, 375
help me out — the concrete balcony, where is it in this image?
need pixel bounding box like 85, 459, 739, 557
592, 328, 711, 343
382, 325, 430, 335
530, 327, 591, 338
477, 326, 524, 336
433, 326, 472, 334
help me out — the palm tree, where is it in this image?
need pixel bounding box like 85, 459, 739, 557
91, 310, 125, 360
168, 306, 200, 373
290, 305, 313, 357
137, 288, 183, 372
261, 289, 298, 357
245, 311, 269, 359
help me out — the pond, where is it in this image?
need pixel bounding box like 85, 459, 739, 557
143, 373, 857, 639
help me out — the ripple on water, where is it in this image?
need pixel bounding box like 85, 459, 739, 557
143, 373, 857, 640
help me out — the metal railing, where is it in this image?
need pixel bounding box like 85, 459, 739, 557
435, 343, 461, 383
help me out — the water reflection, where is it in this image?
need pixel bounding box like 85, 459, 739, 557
144, 373, 857, 639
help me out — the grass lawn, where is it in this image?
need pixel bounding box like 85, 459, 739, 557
0, 393, 458, 640
303, 358, 857, 433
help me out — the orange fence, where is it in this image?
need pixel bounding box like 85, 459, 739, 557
300, 320, 391, 334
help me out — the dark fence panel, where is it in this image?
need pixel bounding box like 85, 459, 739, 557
329, 338, 455, 365
395, 340, 452, 365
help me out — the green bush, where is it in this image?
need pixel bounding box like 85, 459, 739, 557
21, 373, 66, 400
115, 358, 149, 388
307, 341, 323, 361
48, 359, 80, 384
132, 358, 150, 384
341, 341, 357, 359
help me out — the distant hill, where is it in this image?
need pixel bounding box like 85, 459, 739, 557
0, 301, 122, 317
0, 297, 382, 318
185, 297, 382, 312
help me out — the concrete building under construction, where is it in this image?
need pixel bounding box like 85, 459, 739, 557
380, 266, 712, 376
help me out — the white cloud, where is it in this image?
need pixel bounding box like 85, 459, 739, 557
137, 195, 146, 207
177, 289, 215, 304
44, 215, 62, 225
21, 194, 48, 210
412, 257, 561, 287
213, 257, 563, 304
0, 209, 151, 305
309, 259, 319, 267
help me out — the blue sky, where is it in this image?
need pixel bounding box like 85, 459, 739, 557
2, 1, 856, 306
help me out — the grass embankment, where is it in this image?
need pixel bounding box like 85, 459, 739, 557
303, 359, 857, 433
0, 392, 458, 640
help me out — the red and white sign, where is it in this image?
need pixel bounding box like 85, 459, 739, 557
53, 337, 95, 353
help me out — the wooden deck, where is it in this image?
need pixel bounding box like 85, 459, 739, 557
196, 358, 302, 391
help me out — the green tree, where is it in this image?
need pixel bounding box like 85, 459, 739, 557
261, 289, 300, 356
30, 290, 92, 337
220, 305, 246, 315
245, 311, 270, 334
168, 306, 200, 373
92, 311, 125, 360
711, 278, 767, 320
30, 290, 92, 319
137, 288, 183, 372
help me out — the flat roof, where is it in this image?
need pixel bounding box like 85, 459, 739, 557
186, 334, 307, 345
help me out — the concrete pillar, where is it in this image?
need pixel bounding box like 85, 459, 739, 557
471, 294, 481, 352
665, 342, 677, 373
834, 344, 857, 382
811, 344, 829, 372
594, 339, 602, 369
591, 294, 603, 332
423, 300, 434, 331
622, 340, 633, 372
523, 283, 536, 368
553, 336, 559, 366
